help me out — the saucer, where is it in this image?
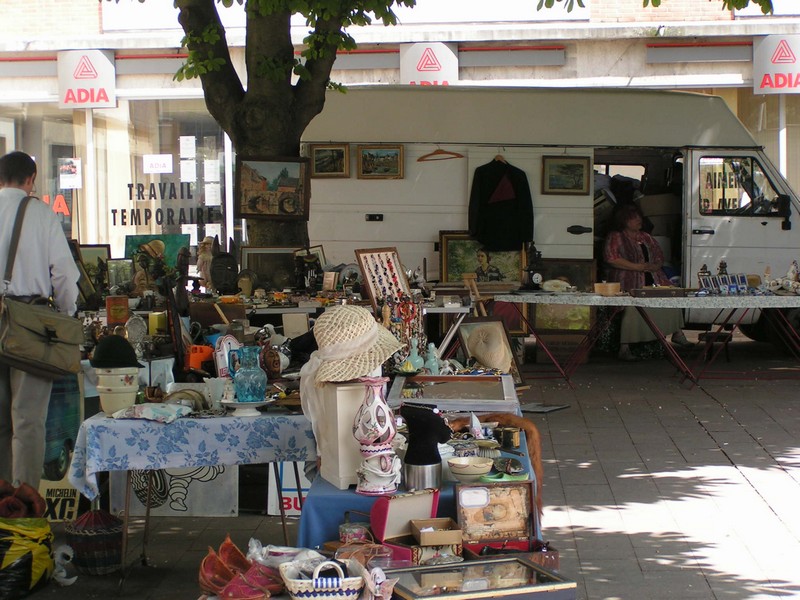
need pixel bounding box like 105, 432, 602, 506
221, 400, 271, 417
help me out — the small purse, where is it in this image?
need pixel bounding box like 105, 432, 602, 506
0, 197, 84, 380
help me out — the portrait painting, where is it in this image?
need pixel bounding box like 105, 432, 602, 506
439, 230, 524, 288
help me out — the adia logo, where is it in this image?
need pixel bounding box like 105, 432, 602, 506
62, 55, 112, 105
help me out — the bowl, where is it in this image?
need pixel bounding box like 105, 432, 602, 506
446, 456, 493, 483
594, 282, 621, 296
128, 297, 140, 310
99, 389, 138, 415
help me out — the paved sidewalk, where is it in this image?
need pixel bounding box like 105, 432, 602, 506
33, 338, 800, 599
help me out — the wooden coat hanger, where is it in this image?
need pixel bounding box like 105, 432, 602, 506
417, 148, 464, 162
494, 154, 507, 163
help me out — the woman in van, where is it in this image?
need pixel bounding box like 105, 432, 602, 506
604, 203, 691, 361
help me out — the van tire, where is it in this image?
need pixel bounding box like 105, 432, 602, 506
43, 443, 70, 481
742, 309, 800, 353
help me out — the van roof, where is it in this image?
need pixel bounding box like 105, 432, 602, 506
304, 85, 759, 149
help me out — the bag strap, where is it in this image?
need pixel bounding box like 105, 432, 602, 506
4, 196, 33, 285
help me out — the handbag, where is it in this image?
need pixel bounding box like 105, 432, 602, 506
0, 196, 84, 380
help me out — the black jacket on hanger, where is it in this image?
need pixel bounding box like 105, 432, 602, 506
468, 158, 534, 251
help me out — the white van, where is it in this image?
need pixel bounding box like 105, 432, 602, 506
304, 86, 798, 342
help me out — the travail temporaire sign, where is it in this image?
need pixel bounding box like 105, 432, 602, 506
400, 43, 458, 85
754, 35, 800, 94
57, 50, 117, 109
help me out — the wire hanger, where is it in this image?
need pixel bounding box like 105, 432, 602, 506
417, 147, 464, 162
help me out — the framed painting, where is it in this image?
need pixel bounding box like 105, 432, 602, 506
240, 247, 298, 291
294, 245, 326, 266
356, 145, 404, 179
235, 156, 311, 220
457, 316, 524, 386
439, 230, 525, 289
124, 234, 190, 269
308, 143, 349, 178
79, 244, 111, 290
107, 258, 135, 289
541, 155, 591, 195
67, 239, 96, 306
534, 258, 596, 331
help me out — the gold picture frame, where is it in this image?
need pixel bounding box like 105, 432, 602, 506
541, 155, 591, 195
356, 144, 404, 179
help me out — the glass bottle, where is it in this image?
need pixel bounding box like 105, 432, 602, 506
232, 346, 268, 403
424, 342, 440, 375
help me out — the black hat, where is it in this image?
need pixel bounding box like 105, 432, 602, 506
90, 334, 145, 368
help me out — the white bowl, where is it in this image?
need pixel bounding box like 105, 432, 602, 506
99, 389, 138, 415
447, 456, 493, 483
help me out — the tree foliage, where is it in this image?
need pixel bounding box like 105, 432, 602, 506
538, 0, 773, 12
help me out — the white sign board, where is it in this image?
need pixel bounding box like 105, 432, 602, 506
754, 35, 800, 94
143, 153, 174, 174
400, 43, 459, 86
57, 50, 116, 109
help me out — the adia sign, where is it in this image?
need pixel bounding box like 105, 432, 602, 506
57, 50, 117, 109
754, 36, 800, 95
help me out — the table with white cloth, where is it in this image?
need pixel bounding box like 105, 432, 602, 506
68, 411, 315, 566
495, 292, 800, 384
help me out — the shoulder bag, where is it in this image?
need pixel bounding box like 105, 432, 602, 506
0, 196, 84, 379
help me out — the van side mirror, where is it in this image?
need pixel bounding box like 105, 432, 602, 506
779, 194, 791, 230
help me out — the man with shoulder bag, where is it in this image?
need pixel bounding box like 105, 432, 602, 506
0, 151, 79, 489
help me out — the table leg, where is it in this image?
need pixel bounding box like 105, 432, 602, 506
141, 470, 153, 566
508, 303, 572, 385
633, 307, 698, 384
562, 306, 625, 377
118, 471, 132, 590
272, 462, 290, 545
763, 308, 800, 358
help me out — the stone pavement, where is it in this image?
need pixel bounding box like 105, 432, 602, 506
32, 337, 800, 599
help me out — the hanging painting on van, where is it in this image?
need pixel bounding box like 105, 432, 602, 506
541, 156, 591, 195
356, 145, 404, 179
235, 156, 311, 220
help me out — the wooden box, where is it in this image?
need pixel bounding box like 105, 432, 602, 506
456, 481, 541, 560
370, 489, 462, 565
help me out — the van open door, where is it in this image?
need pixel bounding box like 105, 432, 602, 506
685, 149, 798, 329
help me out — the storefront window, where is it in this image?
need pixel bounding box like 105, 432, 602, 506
93, 98, 228, 259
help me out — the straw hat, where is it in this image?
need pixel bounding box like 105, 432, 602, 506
468, 324, 512, 372
140, 239, 166, 259
313, 305, 403, 384
90, 334, 145, 368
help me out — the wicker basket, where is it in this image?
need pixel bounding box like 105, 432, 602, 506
280, 560, 365, 600
64, 509, 123, 575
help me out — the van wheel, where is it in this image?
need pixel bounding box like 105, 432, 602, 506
43, 444, 70, 481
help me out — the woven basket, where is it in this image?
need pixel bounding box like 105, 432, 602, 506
280, 560, 364, 600
64, 509, 123, 575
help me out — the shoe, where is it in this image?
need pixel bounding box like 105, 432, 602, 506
618, 347, 641, 362
671, 332, 693, 348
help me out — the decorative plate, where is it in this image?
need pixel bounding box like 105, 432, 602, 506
124, 314, 148, 344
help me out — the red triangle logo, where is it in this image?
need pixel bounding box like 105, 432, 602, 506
416, 48, 442, 72
771, 40, 796, 64
73, 55, 98, 80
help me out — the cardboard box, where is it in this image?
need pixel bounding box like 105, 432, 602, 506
370, 489, 462, 564
410, 518, 462, 546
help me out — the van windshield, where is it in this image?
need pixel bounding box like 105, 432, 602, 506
698, 156, 781, 216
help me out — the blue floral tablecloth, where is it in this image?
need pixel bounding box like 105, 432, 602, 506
68, 412, 316, 500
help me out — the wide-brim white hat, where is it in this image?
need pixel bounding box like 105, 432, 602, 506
313, 305, 403, 384
467, 324, 512, 373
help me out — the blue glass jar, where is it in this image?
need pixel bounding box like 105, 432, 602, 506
232, 346, 267, 403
